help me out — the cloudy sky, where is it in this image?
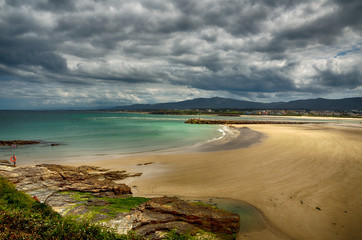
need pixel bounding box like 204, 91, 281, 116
0, 0, 361, 109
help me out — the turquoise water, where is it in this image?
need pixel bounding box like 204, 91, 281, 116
0, 111, 220, 165
1, 111, 358, 165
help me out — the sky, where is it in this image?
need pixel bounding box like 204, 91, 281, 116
0, 0, 361, 110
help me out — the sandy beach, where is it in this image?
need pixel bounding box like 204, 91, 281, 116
76, 123, 362, 240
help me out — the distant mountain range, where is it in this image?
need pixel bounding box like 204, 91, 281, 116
109, 97, 362, 111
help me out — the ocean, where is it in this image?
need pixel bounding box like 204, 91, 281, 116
1, 111, 358, 166
0, 111, 221, 165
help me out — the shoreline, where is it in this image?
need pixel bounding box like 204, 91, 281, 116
192, 126, 265, 152
73, 122, 362, 240
57, 125, 263, 165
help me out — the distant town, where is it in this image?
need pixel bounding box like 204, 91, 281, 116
147, 109, 362, 118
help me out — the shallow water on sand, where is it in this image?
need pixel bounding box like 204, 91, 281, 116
1, 111, 357, 165
0, 111, 220, 165
184, 197, 266, 233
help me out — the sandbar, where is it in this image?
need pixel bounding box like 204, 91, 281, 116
75, 123, 362, 240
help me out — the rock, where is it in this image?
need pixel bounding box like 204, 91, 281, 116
45, 192, 78, 214
93, 214, 110, 222
137, 162, 154, 166
185, 118, 322, 125
131, 197, 240, 239
67, 205, 90, 215
86, 198, 109, 206
112, 184, 132, 195
0, 164, 240, 239
0, 140, 41, 146
0, 160, 12, 166
77, 165, 108, 173
105, 197, 239, 239
136, 221, 196, 239
0, 164, 139, 201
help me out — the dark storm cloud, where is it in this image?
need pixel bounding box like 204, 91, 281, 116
258, 0, 362, 54
0, 0, 361, 109
0, 37, 68, 73
6, 0, 75, 12
0, 1, 68, 78
313, 66, 362, 89
192, 63, 297, 93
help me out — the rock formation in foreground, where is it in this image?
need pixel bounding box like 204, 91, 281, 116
0, 162, 136, 202
0, 161, 240, 239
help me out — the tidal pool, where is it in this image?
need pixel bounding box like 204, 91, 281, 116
184, 197, 266, 233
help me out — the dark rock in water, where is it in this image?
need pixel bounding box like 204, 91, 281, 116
131, 197, 240, 239
0, 140, 41, 146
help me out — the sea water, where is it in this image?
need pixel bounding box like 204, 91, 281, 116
0, 111, 220, 165
1, 111, 358, 165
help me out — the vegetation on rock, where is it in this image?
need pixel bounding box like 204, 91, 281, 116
0, 162, 240, 239
0, 176, 144, 239
60, 191, 150, 220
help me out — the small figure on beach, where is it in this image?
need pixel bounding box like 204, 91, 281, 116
10, 153, 17, 167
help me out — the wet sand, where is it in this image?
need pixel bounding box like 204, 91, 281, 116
194, 126, 265, 152
77, 123, 362, 240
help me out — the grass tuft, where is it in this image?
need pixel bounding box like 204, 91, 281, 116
0, 176, 143, 239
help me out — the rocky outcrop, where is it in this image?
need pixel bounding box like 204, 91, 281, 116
0, 161, 138, 202
129, 197, 240, 239
0, 161, 240, 239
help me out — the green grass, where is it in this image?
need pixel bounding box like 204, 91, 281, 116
190, 201, 218, 209
60, 191, 150, 219
0, 177, 222, 239
0, 176, 144, 240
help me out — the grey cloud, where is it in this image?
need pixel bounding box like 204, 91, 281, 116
0, 37, 68, 73
6, 0, 75, 12
0, 3, 68, 75
313, 67, 362, 89
0, 0, 361, 109
258, 0, 362, 56
36, 0, 75, 12
190, 65, 297, 93
170, 53, 222, 72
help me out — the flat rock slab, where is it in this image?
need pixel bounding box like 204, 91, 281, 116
131, 197, 240, 239
0, 162, 140, 202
